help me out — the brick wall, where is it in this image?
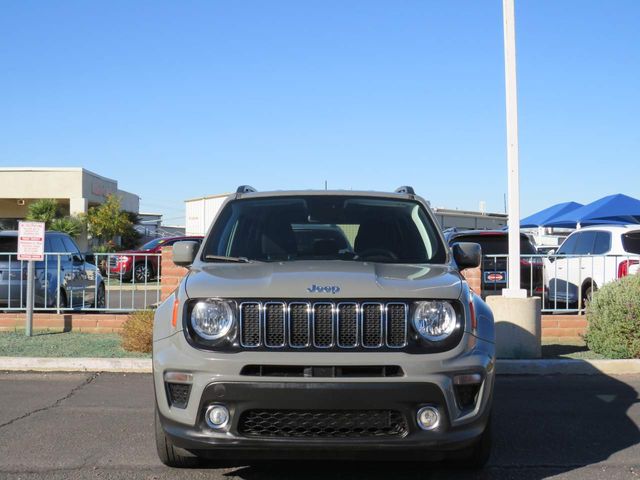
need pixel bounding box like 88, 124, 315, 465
0, 313, 130, 333
541, 315, 588, 343
160, 246, 188, 301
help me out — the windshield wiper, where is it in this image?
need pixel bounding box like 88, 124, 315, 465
204, 255, 253, 263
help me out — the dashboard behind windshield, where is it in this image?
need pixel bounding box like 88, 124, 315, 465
203, 196, 446, 264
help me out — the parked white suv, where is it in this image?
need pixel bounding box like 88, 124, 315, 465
545, 225, 640, 309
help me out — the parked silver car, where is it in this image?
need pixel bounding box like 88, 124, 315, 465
153, 186, 495, 468
0, 230, 105, 310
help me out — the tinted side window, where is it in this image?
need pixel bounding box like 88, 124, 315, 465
593, 232, 611, 254
573, 231, 597, 255
61, 237, 80, 255
622, 231, 640, 254
0, 236, 18, 252
557, 234, 578, 255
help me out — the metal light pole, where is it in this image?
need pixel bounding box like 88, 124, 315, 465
502, 0, 526, 298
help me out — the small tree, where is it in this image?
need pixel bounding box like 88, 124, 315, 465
26, 199, 60, 227
84, 194, 133, 245
49, 216, 84, 239
121, 212, 143, 250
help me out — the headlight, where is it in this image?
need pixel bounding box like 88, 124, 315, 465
191, 299, 235, 340
412, 301, 457, 341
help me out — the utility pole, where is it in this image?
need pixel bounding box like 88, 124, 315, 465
502, 0, 525, 298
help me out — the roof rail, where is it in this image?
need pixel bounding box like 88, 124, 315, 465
395, 186, 415, 195
236, 185, 257, 194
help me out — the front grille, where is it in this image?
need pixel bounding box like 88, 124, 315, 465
238, 301, 408, 350
166, 383, 191, 409
238, 409, 408, 438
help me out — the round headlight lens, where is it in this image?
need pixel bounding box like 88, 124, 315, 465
190, 299, 234, 340
412, 301, 457, 341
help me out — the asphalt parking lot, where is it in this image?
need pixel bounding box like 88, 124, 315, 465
0, 373, 638, 480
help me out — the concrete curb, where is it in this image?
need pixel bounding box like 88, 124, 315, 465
1, 357, 640, 375
0, 357, 152, 373
497, 359, 640, 376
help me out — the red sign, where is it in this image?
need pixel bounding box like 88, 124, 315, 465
486, 273, 505, 282
18, 221, 45, 261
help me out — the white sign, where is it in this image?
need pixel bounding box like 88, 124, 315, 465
18, 221, 45, 261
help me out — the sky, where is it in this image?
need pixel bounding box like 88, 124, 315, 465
1, 0, 638, 225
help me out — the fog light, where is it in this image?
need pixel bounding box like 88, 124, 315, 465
205, 404, 230, 429
417, 406, 440, 431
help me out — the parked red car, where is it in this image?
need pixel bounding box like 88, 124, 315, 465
108, 236, 203, 282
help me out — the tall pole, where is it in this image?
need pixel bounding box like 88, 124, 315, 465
502, 0, 525, 298
26, 260, 34, 336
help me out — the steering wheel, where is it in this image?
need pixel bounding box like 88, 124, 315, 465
356, 248, 399, 261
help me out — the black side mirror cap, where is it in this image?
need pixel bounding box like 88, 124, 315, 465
173, 241, 199, 267
452, 242, 482, 270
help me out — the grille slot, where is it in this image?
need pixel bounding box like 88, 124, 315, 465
240, 303, 261, 347
312, 303, 334, 348
288, 303, 310, 347
238, 300, 408, 350
386, 303, 407, 347
239, 409, 408, 438
337, 303, 358, 348
361, 303, 383, 348
265, 302, 286, 347
166, 383, 191, 409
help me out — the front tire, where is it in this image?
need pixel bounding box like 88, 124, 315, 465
583, 284, 597, 309
458, 418, 492, 469
155, 407, 202, 468
95, 283, 106, 309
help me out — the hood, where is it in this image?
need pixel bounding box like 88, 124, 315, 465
185, 260, 462, 300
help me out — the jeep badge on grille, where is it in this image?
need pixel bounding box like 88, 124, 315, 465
307, 284, 341, 294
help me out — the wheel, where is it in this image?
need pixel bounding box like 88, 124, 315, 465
458, 418, 492, 469
57, 290, 68, 309
133, 262, 152, 283
95, 283, 106, 309
155, 407, 202, 468
583, 284, 597, 309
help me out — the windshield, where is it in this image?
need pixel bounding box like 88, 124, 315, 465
451, 234, 537, 255
203, 196, 446, 264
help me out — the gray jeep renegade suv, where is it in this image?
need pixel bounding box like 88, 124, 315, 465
153, 186, 495, 468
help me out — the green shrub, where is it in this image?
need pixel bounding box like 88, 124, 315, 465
120, 310, 154, 353
49, 216, 84, 239
585, 274, 640, 359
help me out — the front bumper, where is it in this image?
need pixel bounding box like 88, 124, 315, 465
154, 330, 495, 459
159, 380, 492, 460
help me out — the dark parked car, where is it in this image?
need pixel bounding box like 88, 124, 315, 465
0, 230, 105, 310
108, 236, 203, 282
445, 230, 543, 298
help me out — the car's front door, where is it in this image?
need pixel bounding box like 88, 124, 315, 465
61, 236, 93, 308
548, 233, 578, 308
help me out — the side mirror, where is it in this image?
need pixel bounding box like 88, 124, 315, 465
547, 249, 556, 256
173, 241, 199, 267
452, 242, 482, 270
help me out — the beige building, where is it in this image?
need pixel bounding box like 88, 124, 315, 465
0, 167, 139, 249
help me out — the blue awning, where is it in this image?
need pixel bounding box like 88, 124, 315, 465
545, 194, 640, 228
520, 202, 583, 228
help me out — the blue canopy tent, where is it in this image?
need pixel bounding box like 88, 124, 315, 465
545, 194, 640, 228
520, 201, 583, 228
